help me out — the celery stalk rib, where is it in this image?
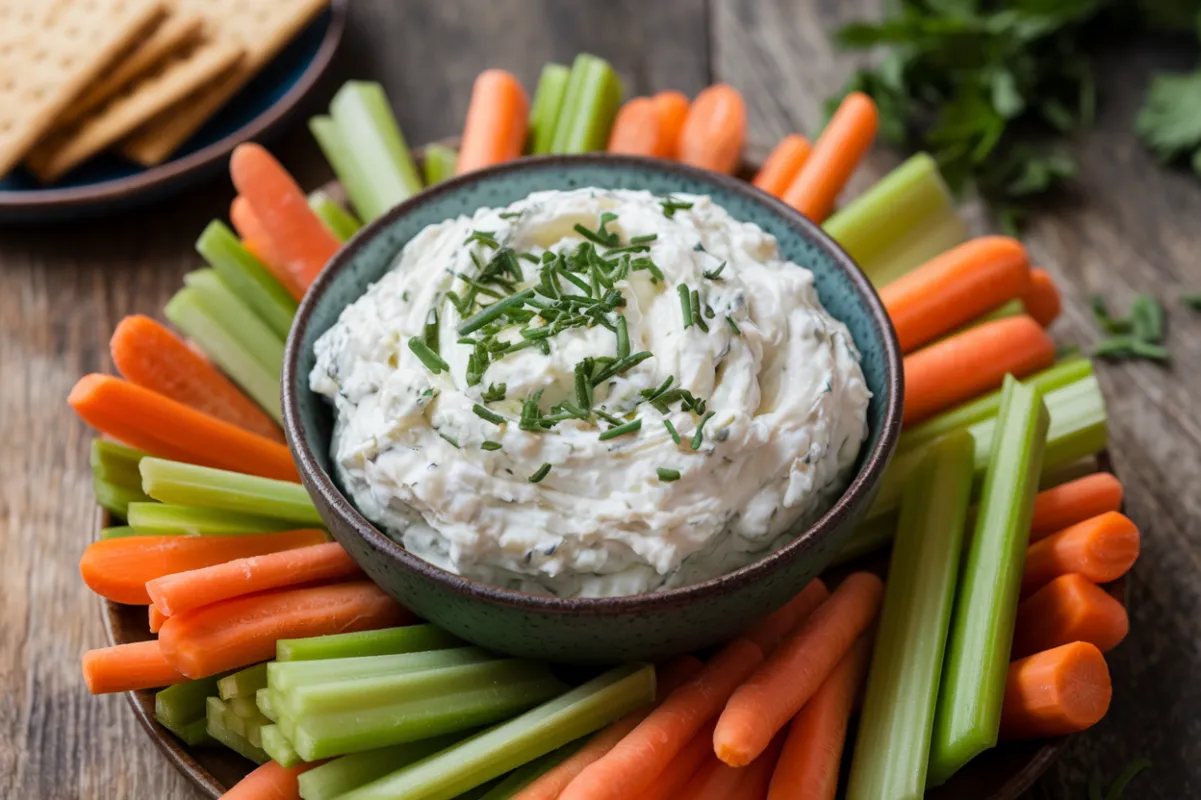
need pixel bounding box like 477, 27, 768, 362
94, 477, 150, 518
127, 502, 293, 535
91, 439, 147, 489
99, 526, 137, 539
550, 54, 623, 154
195, 220, 297, 340
182, 270, 284, 373
269, 647, 494, 695
330, 82, 423, 220
139, 458, 322, 525
207, 697, 270, 764
297, 735, 464, 800
278, 623, 463, 662
218, 663, 269, 701
308, 190, 363, 242
478, 741, 586, 800
422, 144, 459, 186
311, 116, 378, 224
261, 724, 303, 767
527, 63, 571, 155
157, 675, 224, 729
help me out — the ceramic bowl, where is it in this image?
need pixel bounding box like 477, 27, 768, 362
281, 154, 903, 663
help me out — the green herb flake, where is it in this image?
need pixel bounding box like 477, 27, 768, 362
630, 234, 658, 244
660, 196, 693, 218
598, 418, 642, 441
615, 315, 630, 360
437, 430, 460, 449
481, 440, 503, 451
472, 404, 506, 426
464, 230, 501, 249
657, 467, 681, 482
703, 262, 727, 280
678, 284, 693, 329
408, 337, 449, 374
663, 419, 681, 445
528, 463, 552, 483
498, 211, 522, 220
690, 411, 716, 450
726, 315, 742, 335
481, 383, 507, 402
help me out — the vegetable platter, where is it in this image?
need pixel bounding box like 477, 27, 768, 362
74, 52, 1137, 800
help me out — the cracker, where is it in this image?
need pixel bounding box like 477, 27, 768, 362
121, 0, 329, 166
26, 35, 243, 181
0, 0, 165, 177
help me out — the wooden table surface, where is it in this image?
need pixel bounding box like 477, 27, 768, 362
3, 1, 1198, 797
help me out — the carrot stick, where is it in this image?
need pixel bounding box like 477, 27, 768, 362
1022, 512, 1140, 596
745, 578, 830, 655
753, 134, 812, 198
880, 236, 1032, 354
456, 69, 530, 175
230, 196, 304, 301
222, 760, 319, 800
82, 640, 187, 694
766, 636, 872, 800
1022, 268, 1062, 327
740, 732, 789, 798
229, 143, 341, 292
607, 97, 669, 157
902, 315, 1056, 426
146, 541, 361, 616
680, 732, 786, 800
632, 719, 718, 800
677, 84, 746, 175
80, 530, 328, 605
650, 90, 690, 159
782, 92, 878, 223
158, 581, 411, 678
110, 315, 283, 443
559, 638, 766, 800
1031, 473, 1124, 542
69, 374, 299, 482
149, 605, 168, 634
999, 641, 1111, 740
1012, 574, 1129, 659
714, 572, 884, 767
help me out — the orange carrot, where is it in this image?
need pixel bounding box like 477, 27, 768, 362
1012, 574, 1129, 659
222, 760, 318, 800
69, 374, 300, 482
80, 530, 329, 605
766, 636, 872, 800
229, 143, 341, 292
632, 719, 718, 800
149, 605, 168, 634
752, 134, 812, 198
1022, 512, 1140, 596
110, 315, 283, 442
1022, 268, 1062, 327
880, 236, 1032, 354
999, 641, 1111, 740
230, 196, 304, 301
677, 84, 746, 175
82, 640, 187, 694
714, 572, 884, 767
745, 578, 830, 655
158, 581, 411, 678
146, 541, 361, 616
456, 69, 530, 175
650, 90, 690, 159
782, 92, 878, 223
559, 638, 766, 800
607, 97, 670, 158
682, 730, 786, 800
1031, 473, 1124, 542
740, 732, 789, 798
902, 315, 1056, 426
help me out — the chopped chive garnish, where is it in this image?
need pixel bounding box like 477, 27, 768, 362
472, 404, 506, 425
408, 337, 449, 374
458, 289, 535, 335
641, 375, 674, 401
599, 418, 642, 441
663, 419, 681, 445
616, 315, 630, 359
690, 289, 708, 332
402, 290, 410, 301
726, 315, 742, 334
693, 241, 706, 252
630, 234, 658, 244
660, 196, 693, 218
573, 222, 619, 248
690, 411, 716, 449
632, 257, 665, 283
657, 468, 681, 482
437, 430, 460, 448
481, 440, 503, 451
482, 383, 508, 403
499, 211, 522, 220
465, 230, 500, 249
558, 269, 593, 296
678, 284, 693, 329
423, 308, 440, 352
591, 351, 653, 386
595, 408, 623, 426
519, 390, 544, 432
574, 362, 593, 411
703, 262, 727, 280
528, 463, 552, 483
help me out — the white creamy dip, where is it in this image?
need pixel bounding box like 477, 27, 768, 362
311, 188, 870, 598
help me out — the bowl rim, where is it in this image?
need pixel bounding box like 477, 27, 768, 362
282, 153, 904, 614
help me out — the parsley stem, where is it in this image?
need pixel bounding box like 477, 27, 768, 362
598, 418, 642, 441
457, 290, 535, 335
408, 337, 448, 374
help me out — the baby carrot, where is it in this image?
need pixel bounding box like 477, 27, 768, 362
753, 134, 812, 198
782, 92, 878, 223
1022, 512, 1140, 595
682, 731, 785, 800
902, 315, 1056, 426
230, 196, 304, 301
79, 530, 329, 605
677, 83, 746, 175
632, 719, 718, 800
223, 760, 318, 800
999, 641, 1111, 740
880, 236, 1032, 354
1012, 574, 1129, 659
69, 374, 299, 482
607, 97, 669, 158
1022, 267, 1062, 327
149, 605, 168, 634
456, 69, 530, 175
714, 572, 884, 767
82, 640, 187, 694
650, 90, 690, 159
158, 581, 412, 678
229, 143, 341, 292
110, 315, 283, 442
745, 578, 830, 655
1031, 473, 1124, 542
146, 541, 362, 616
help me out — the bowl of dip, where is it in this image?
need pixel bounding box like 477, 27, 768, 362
282, 155, 902, 663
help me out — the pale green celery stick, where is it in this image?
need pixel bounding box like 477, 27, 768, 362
140, 458, 323, 525
928, 377, 1048, 787
94, 476, 150, 518
308, 190, 362, 242
278, 623, 464, 662
276, 649, 500, 708
286, 660, 567, 761
229, 695, 262, 720
127, 502, 294, 536
337, 663, 655, 800
477, 741, 585, 799
99, 526, 138, 539
245, 716, 266, 748
422, 144, 459, 186
550, 54, 623, 154
311, 116, 376, 223
330, 82, 423, 220
527, 63, 570, 154
257, 688, 277, 722
196, 221, 297, 340
169, 717, 213, 746
1038, 458, 1099, 490
183, 269, 285, 373
846, 432, 975, 800
207, 697, 270, 764
548, 56, 588, 154
219, 663, 269, 700
297, 735, 463, 800
157, 675, 224, 729
830, 514, 897, 567
165, 287, 282, 423
823, 153, 965, 287
262, 724, 303, 767
91, 439, 146, 489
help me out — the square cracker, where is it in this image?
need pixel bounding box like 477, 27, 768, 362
121, 0, 329, 166
0, 0, 165, 178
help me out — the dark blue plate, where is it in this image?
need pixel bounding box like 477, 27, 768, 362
0, 0, 347, 223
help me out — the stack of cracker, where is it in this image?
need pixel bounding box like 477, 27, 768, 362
0, 0, 328, 184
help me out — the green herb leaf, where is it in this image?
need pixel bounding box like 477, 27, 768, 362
726, 315, 742, 335
598, 418, 642, 441
408, 337, 449, 374
528, 463, 552, 483
437, 430, 460, 449
660, 196, 694, 218
481, 440, 503, 451
472, 404, 506, 426
678, 284, 693, 329
1135, 70, 1201, 164
663, 419, 681, 445
481, 383, 507, 402
690, 411, 716, 450
703, 262, 727, 280
656, 468, 681, 482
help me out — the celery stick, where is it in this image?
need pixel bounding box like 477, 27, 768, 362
270, 647, 494, 696
90, 439, 146, 489
550, 54, 623, 154
127, 502, 294, 536
168, 717, 213, 746
337, 663, 655, 800
219, 663, 269, 700
527, 63, 570, 154
207, 697, 270, 764
183, 270, 285, 373
245, 717, 266, 748
298, 736, 463, 800
196, 221, 297, 339
929, 377, 1048, 786
278, 623, 464, 662
157, 675, 224, 729
478, 741, 585, 799
311, 116, 377, 223
847, 432, 975, 800
548, 57, 587, 154
308, 190, 362, 242
94, 476, 150, 518
422, 144, 459, 186
139, 458, 323, 525
262, 724, 303, 767
330, 82, 423, 220
99, 525, 138, 539
257, 688, 276, 722
229, 695, 262, 720
165, 287, 282, 423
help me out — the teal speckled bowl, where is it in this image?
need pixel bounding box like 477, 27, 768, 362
282, 155, 902, 663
